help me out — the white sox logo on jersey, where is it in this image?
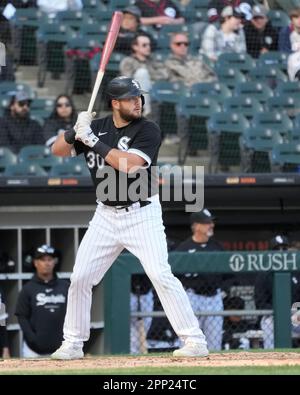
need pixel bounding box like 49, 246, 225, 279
118, 136, 131, 151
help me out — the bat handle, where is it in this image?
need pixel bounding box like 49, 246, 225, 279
88, 69, 105, 113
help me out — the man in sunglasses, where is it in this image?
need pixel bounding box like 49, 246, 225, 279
0, 91, 44, 153
165, 32, 216, 87
15, 244, 69, 358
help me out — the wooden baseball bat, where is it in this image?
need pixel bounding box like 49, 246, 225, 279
87, 11, 123, 113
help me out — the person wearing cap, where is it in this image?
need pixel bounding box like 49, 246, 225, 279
207, 0, 255, 24
175, 209, 225, 351
244, 4, 278, 58
120, 32, 168, 116
15, 245, 69, 358
201, 5, 247, 62
0, 91, 44, 153
115, 6, 156, 56
255, 234, 300, 349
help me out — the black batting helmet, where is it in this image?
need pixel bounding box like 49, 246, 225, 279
106, 76, 146, 105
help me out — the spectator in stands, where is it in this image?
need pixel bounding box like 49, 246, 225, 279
255, 234, 300, 349
207, 0, 254, 24
43, 94, 77, 147
0, 91, 44, 153
279, 8, 300, 53
0, 13, 15, 81
165, 32, 217, 87
201, 5, 247, 62
175, 209, 225, 351
15, 245, 69, 358
37, 0, 82, 14
135, 0, 185, 29
120, 32, 168, 116
0, 287, 10, 358
115, 6, 156, 56
244, 4, 278, 58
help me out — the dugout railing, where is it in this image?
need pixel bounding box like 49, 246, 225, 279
103, 251, 299, 354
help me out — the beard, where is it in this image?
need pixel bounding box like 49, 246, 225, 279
119, 108, 142, 122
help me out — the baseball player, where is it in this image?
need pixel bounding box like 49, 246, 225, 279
51, 76, 208, 359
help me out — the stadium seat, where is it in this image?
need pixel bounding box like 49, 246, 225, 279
18, 145, 62, 171
240, 127, 283, 173
275, 81, 300, 99
4, 163, 48, 177
176, 96, 221, 163
215, 53, 256, 74
257, 51, 288, 72
82, 0, 108, 15
151, 81, 187, 139
223, 96, 264, 119
267, 95, 300, 118
249, 65, 288, 87
207, 112, 250, 172
56, 10, 91, 31
79, 21, 108, 38
183, 0, 209, 22
214, 65, 247, 89
49, 163, 90, 177
267, 10, 290, 28
10, 7, 42, 65
191, 82, 231, 103
233, 82, 273, 104
270, 142, 300, 172
0, 82, 35, 98
251, 112, 293, 139
0, 147, 17, 172
36, 23, 74, 88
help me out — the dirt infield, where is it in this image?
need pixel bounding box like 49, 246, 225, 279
1, 352, 300, 372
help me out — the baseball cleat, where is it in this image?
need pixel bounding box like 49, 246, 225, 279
51, 341, 84, 360
173, 342, 209, 357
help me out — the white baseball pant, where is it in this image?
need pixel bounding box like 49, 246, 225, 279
63, 195, 207, 348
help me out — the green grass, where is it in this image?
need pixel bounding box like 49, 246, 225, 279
1, 365, 300, 375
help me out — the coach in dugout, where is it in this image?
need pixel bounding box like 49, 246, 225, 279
15, 245, 69, 358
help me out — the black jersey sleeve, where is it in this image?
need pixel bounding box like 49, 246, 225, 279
127, 121, 161, 167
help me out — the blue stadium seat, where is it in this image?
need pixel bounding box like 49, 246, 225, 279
191, 82, 231, 103
18, 145, 62, 170
223, 96, 264, 119
4, 163, 48, 177
0, 147, 17, 172
271, 142, 300, 172
49, 163, 90, 177
233, 82, 273, 104
251, 112, 294, 139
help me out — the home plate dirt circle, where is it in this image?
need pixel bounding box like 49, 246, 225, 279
1, 352, 300, 372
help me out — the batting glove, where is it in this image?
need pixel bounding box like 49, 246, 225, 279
74, 111, 98, 147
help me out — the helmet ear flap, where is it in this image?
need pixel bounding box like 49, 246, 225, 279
141, 94, 145, 107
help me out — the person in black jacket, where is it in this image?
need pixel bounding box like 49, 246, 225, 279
255, 234, 300, 349
0, 287, 10, 358
43, 94, 77, 147
0, 91, 44, 153
175, 208, 225, 351
15, 245, 69, 358
244, 4, 278, 58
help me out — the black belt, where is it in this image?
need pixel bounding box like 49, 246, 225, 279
108, 200, 151, 212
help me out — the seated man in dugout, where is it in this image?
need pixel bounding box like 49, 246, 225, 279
165, 32, 217, 88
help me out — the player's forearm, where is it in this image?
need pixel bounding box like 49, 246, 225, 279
51, 132, 73, 157
104, 149, 145, 173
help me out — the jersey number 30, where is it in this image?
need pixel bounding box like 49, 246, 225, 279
86, 151, 104, 169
